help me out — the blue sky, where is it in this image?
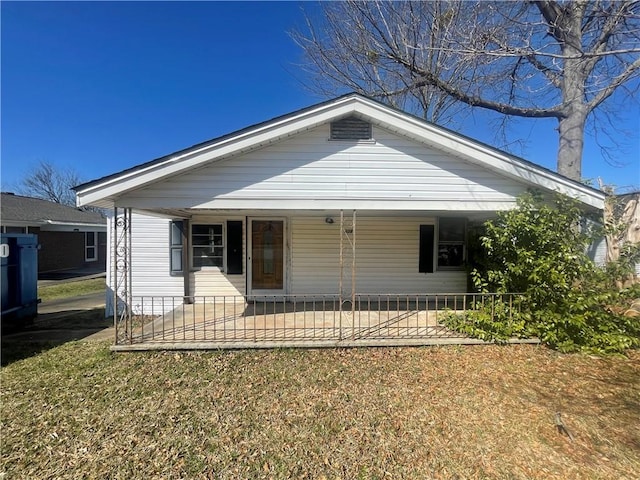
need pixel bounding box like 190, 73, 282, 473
2, 1, 639, 194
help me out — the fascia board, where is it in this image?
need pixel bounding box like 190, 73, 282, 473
0, 220, 34, 227
43, 220, 106, 229
76, 98, 361, 207
1, 220, 103, 232
352, 99, 605, 209
40, 224, 107, 233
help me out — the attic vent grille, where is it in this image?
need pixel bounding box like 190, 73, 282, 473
330, 117, 372, 140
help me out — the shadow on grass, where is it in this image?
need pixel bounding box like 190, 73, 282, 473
1, 308, 111, 366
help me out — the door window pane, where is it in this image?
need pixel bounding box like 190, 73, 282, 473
263, 229, 274, 274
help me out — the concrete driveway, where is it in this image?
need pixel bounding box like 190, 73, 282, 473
2, 276, 115, 365
38, 291, 106, 315
4, 291, 113, 342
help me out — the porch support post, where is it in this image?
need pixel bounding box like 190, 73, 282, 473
338, 210, 357, 335
339, 210, 344, 337
112, 207, 117, 344
339, 210, 344, 304
351, 210, 356, 316
113, 207, 132, 344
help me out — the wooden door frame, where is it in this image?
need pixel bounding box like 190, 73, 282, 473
247, 217, 287, 296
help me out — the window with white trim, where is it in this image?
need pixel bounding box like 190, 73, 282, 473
170, 220, 243, 275
192, 224, 223, 268
85, 232, 97, 262
437, 218, 466, 269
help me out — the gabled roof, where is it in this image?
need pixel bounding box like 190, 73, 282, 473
74, 93, 605, 210
1, 193, 106, 227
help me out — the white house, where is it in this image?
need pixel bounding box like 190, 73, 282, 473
74, 94, 605, 348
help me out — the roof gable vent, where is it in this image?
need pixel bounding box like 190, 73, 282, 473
330, 116, 372, 141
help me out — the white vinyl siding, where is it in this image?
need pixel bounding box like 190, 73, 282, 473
119, 125, 529, 211
129, 214, 184, 299
290, 216, 467, 295
106, 213, 246, 315
106, 213, 184, 315
108, 213, 467, 316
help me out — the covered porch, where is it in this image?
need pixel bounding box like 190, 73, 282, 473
106, 203, 527, 350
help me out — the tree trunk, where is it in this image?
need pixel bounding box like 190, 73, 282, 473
556, 6, 588, 183
556, 108, 587, 181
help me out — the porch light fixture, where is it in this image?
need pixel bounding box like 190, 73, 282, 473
325, 217, 334, 224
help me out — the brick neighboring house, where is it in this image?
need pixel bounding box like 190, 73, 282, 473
1, 193, 107, 274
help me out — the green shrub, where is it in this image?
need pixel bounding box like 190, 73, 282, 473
449, 191, 640, 354
442, 296, 532, 343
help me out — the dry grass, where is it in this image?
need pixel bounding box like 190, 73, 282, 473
1, 343, 638, 479
38, 278, 106, 302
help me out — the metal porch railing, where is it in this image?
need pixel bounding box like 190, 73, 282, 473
112, 293, 527, 349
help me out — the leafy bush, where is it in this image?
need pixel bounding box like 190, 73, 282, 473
446, 191, 640, 354
442, 295, 532, 343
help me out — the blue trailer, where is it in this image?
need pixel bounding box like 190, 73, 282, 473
1, 233, 40, 325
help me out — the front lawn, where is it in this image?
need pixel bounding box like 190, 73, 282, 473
38, 277, 106, 302
1, 343, 638, 479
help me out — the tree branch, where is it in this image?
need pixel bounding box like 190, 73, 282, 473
389, 55, 564, 118
534, 0, 569, 43
584, 1, 638, 72
587, 55, 640, 111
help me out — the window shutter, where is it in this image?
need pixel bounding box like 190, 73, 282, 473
170, 220, 184, 275
226, 221, 243, 274
419, 225, 435, 273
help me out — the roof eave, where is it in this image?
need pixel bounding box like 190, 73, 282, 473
76, 95, 364, 207
75, 93, 605, 211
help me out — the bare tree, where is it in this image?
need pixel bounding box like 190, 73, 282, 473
292, 1, 640, 181
18, 160, 81, 206
293, 1, 469, 124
